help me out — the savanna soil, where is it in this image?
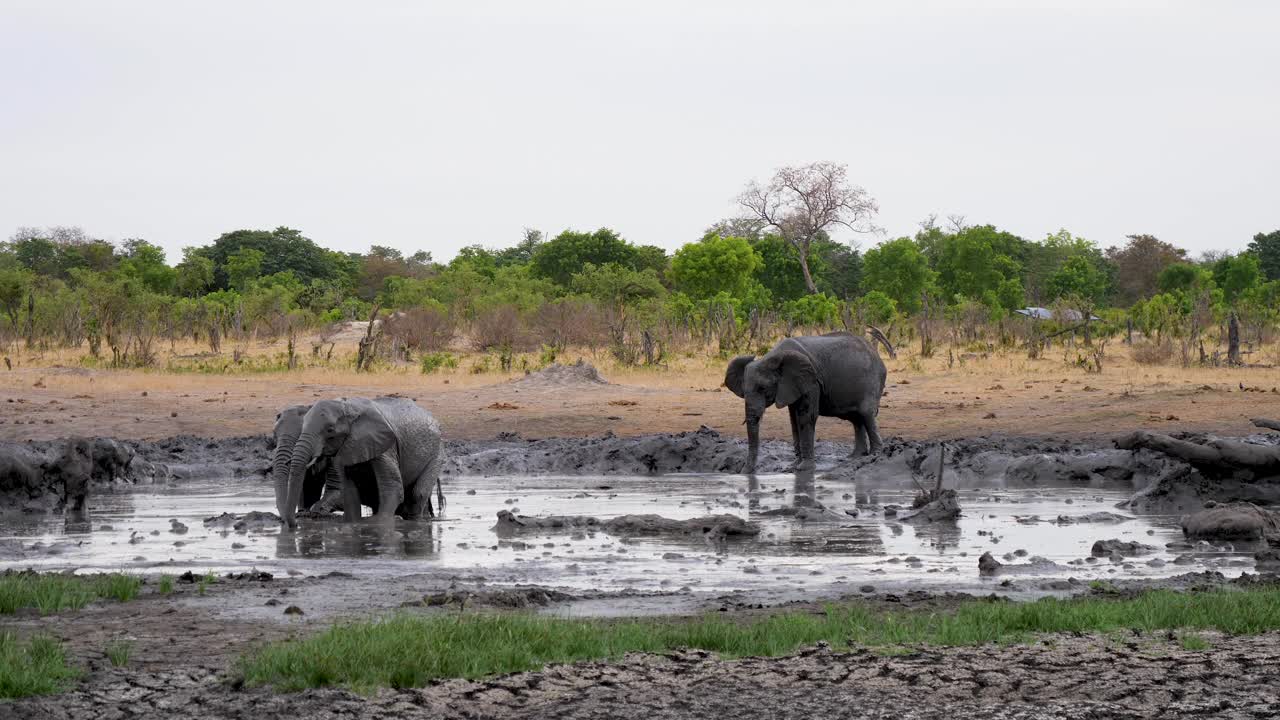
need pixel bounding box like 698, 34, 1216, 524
6, 341, 1280, 718
3, 341, 1280, 444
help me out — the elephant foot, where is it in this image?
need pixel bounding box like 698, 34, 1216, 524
792, 458, 817, 472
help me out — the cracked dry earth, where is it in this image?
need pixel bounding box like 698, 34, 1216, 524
10, 633, 1280, 720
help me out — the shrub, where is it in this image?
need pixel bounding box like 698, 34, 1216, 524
419, 352, 458, 374
385, 306, 455, 352
1132, 340, 1173, 365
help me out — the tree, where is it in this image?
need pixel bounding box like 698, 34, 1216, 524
225, 247, 265, 292
1213, 253, 1262, 304
493, 228, 543, 267
737, 161, 878, 294
1105, 234, 1187, 306
669, 235, 762, 300
1157, 262, 1206, 294
750, 234, 815, 304
861, 237, 934, 314
933, 226, 1021, 301
531, 228, 638, 286
811, 237, 862, 299
1048, 255, 1108, 344
175, 249, 215, 297
0, 267, 31, 331
1024, 229, 1102, 305
200, 227, 350, 289
1247, 229, 1280, 281
118, 239, 175, 294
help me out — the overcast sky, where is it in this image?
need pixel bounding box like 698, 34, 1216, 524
2, 1, 1277, 263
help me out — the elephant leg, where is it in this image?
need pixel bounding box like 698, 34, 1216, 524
369, 453, 405, 523
852, 420, 869, 456
309, 464, 344, 514
862, 409, 883, 454
788, 406, 802, 459
336, 465, 361, 522
795, 414, 817, 471
400, 451, 444, 520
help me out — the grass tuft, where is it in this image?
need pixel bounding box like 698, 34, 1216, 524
105, 640, 133, 667
238, 588, 1280, 694
0, 632, 79, 699
0, 572, 143, 615
158, 575, 174, 595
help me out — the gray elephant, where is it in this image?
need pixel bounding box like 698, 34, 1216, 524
43, 437, 93, 512
725, 332, 887, 473
272, 404, 380, 516
279, 396, 444, 528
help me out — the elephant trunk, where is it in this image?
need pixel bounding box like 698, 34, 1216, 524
282, 432, 320, 529
272, 435, 297, 523
745, 410, 762, 474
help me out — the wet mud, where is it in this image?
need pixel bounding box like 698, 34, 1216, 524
5, 427, 1280, 717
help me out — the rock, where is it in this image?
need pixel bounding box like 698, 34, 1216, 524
1090, 539, 1157, 557
979, 551, 1068, 576
1181, 502, 1280, 542
1255, 549, 1280, 570
169, 520, 188, 534
203, 511, 282, 533
978, 552, 1003, 575
898, 489, 960, 523
283, 605, 304, 616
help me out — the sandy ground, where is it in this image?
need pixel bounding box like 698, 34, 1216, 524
3, 353, 1280, 444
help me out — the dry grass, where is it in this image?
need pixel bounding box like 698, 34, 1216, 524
4, 330, 1280, 443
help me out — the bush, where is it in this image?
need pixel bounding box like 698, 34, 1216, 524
419, 352, 458, 374
1132, 340, 1173, 365
385, 306, 454, 352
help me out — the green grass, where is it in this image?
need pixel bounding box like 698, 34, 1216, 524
196, 572, 216, 596
0, 572, 142, 615
105, 640, 133, 667
158, 575, 174, 595
1179, 633, 1211, 651
0, 632, 80, 698
238, 588, 1280, 694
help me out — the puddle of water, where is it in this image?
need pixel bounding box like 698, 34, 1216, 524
0, 472, 1259, 600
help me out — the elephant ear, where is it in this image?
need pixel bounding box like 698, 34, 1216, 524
724, 355, 754, 398
333, 400, 396, 466
774, 350, 818, 409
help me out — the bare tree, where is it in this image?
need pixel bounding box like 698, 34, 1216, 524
737, 161, 879, 294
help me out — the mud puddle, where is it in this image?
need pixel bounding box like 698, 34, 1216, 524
1, 468, 1265, 613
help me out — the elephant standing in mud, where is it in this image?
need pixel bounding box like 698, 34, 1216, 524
725, 332, 887, 473
273, 405, 375, 515
277, 397, 444, 529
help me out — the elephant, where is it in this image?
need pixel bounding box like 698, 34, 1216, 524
42, 437, 93, 512
279, 396, 445, 528
725, 331, 887, 473
271, 404, 380, 516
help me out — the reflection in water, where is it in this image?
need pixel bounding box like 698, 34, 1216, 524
0, 473, 1230, 597
274, 520, 439, 560
911, 520, 962, 553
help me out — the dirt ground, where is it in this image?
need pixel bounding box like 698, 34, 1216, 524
3, 347, 1280, 445
6, 342, 1280, 719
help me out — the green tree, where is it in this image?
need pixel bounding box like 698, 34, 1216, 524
200, 227, 351, 289
861, 238, 935, 314
1048, 255, 1108, 344
0, 266, 32, 330
1105, 234, 1186, 305
1157, 263, 1207, 294
858, 290, 897, 324
750, 234, 816, 304
1247, 229, 1280, 281
118, 239, 175, 294
1212, 253, 1262, 304
174, 249, 215, 297
225, 247, 265, 292
811, 237, 862, 299
531, 228, 638, 286
493, 228, 543, 267
669, 235, 762, 300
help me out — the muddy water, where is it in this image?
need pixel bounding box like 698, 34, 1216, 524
0, 471, 1261, 604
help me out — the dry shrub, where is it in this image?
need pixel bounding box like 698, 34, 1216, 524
471, 305, 536, 353
384, 307, 455, 352
533, 298, 608, 351
1131, 340, 1173, 365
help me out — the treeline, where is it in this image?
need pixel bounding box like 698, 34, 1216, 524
1, 217, 1278, 370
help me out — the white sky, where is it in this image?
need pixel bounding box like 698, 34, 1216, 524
2, 1, 1277, 264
